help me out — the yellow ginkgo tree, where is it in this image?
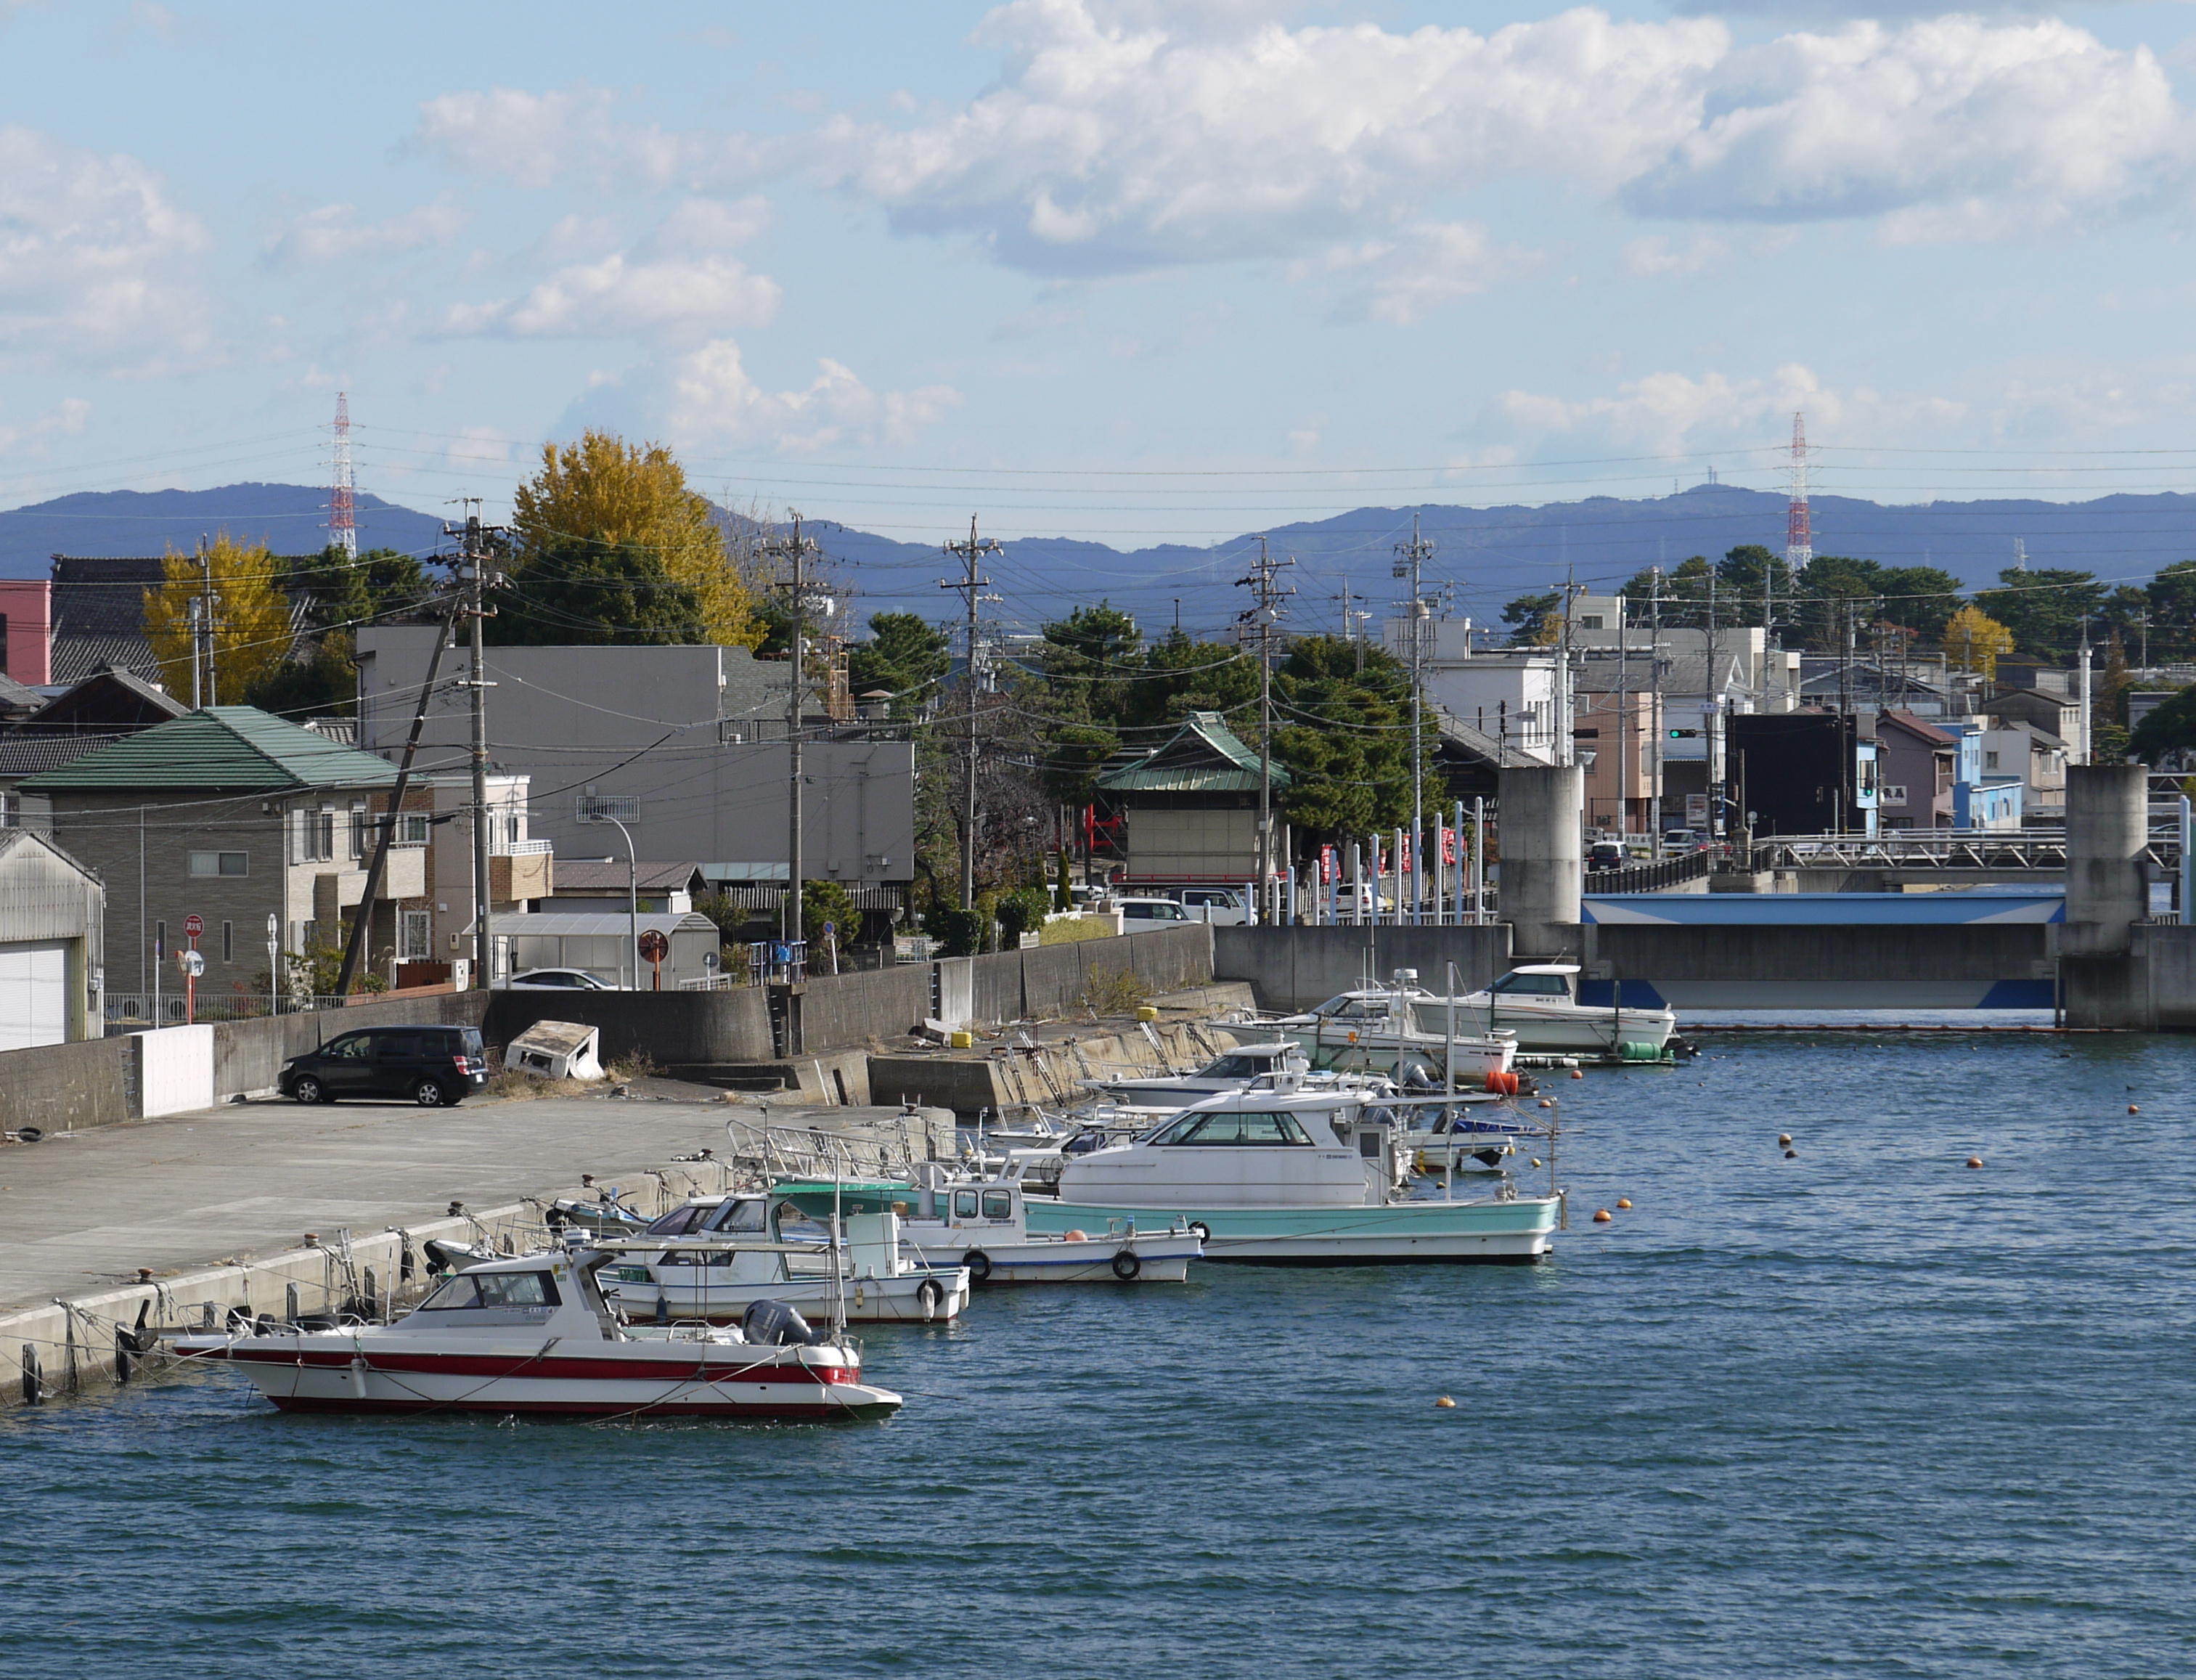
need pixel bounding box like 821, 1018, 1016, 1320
142, 532, 295, 706
1942, 603, 2015, 683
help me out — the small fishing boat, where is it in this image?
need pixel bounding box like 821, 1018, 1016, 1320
1085, 1040, 1315, 1109
1026, 1082, 1562, 1264
1389, 1096, 1543, 1173
1421, 964, 1677, 1057
170, 1241, 901, 1419
600, 1194, 969, 1325
1270, 981, 1519, 1082
889, 1165, 1203, 1284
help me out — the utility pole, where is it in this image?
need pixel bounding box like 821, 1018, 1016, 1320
1394, 514, 1435, 862
762, 515, 825, 939
1237, 539, 1294, 921
196, 536, 217, 707
445, 502, 506, 990
939, 515, 1002, 910
1649, 568, 1663, 846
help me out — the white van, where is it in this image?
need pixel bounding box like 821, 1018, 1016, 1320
1115, 897, 1193, 925
1175, 886, 1257, 926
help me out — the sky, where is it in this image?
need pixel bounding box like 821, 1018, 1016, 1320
7, 0, 2196, 579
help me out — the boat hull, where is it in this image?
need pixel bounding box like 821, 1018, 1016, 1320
1021, 1193, 1559, 1265
1426, 1003, 1675, 1056
902, 1236, 1199, 1284
602, 1269, 967, 1325
181, 1339, 901, 1419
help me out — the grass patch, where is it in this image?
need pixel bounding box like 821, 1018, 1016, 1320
1039, 916, 1118, 946
1078, 967, 1147, 1017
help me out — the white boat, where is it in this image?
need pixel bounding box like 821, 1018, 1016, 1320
1425, 964, 1676, 1056
897, 1164, 1202, 1284
1085, 1040, 1315, 1109
1389, 1096, 1543, 1173
171, 1241, 901, 1419
600, 1194, 970, 1326
1025, 1082, 1562, 1265
1270, 982, 1519, 1082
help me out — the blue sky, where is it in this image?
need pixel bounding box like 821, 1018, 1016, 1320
5, 0, 2196, 557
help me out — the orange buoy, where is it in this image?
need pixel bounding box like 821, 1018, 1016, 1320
2129, 1104, 2141, 1114
1966, 1157, 1983, 1169
1063, 1230, 1087, 1241
1529, 1157, 1542, 1167
1777, 1133, 1792, 1147
1434, 1395, 1456, 1409
1592, 1207, 1613, 1223
1538, 1098, 1554, 1109
1569, 1067, 1584, 1080
1616, 1197, 1633, 1210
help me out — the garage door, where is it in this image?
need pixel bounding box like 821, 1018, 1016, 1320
0, 940, 68, 1051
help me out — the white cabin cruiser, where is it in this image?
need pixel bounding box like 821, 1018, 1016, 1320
1427, 964, 1676, 1056
601, 1194, 971, 1326
1025, 1082, 1561, 1264
897, 1163, 1202, 1283
171, 1241, 900, 1419
1273, 984, 1519, 1082
1085, 1041, 1313, 1109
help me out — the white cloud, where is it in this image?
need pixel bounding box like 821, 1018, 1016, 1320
444, 197, 780, 343
791, 3, 2191, 272
1626, 18, 2182, 238
1619, 227, 1795, 278
414, 85, 767, 192
1298, 221, 1529, 325
268, 195, 468, 264
661, 338, 962, 452
0, 126, 211, 372
0, 395, 90, 455
1497, 363, 1964, 453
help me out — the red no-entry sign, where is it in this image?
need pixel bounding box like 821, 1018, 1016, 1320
183, 913, 204, 941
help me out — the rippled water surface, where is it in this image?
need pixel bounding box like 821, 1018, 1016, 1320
5, 1030, 2194, 1679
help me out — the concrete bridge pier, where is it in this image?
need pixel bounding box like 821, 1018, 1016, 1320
1498, 764, 1583, 959
2061, 764, 2150, 1027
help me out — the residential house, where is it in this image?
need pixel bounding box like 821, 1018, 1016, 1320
1985, 688, 2082, 757
0, 828, 105, 1047
543, 861, 706, 915
1571, 685, 1657, 836
1980, 719, 2068, 825
355, 628, 915, 910
1095, 710, 1287, 884
1874, 711, 1958, 828
1382, 619, 1563, 762
20, 706, 425, 999
0, 669, 189, 822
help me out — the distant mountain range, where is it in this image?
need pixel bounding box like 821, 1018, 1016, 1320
9, 481, 2195, 633
0, 484, 447, 576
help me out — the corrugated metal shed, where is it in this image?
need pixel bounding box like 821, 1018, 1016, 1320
20, 705, 399, 793
1096, 710, 1289, 794
0, 828, 102, 943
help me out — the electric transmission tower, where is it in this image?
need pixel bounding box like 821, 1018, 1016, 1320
939, 515, 1003, 910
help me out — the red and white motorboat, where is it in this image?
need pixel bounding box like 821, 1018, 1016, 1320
171, 1241, 901, 1420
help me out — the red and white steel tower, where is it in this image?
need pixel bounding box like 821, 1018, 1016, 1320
329, 391, 357, 558
1784, 409, 1811, 574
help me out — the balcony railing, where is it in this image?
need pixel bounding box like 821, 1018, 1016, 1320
494, 837, 554, 856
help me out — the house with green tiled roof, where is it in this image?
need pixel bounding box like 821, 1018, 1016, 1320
20, 706, 428, 1000
1094, 711, 1286, 884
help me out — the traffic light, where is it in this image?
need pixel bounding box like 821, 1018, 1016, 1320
1667, 727, 1701, 738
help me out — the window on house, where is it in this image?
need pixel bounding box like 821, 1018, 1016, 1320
221, 921, 233, 963
576, 794, 638, 823
505, 813, 521, 846
155, 919, 166, 958
1580, 614, 1604, 630
1984, 751, 2000, 770
349, 807, 369, 859
188, 851, 248, 876
399, 813, 429, 847
400, 910, 430, 961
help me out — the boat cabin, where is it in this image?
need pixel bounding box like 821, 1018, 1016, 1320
1486, 964, 1580, 1002
1188, 1042, 1306, 1079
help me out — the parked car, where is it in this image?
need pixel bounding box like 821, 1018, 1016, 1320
1587, 841, 1625, 871
1174, 886, 1257, 926
505, 968, 616, 990
1115, 897, 1193, 924
280, 1024, 490, 1108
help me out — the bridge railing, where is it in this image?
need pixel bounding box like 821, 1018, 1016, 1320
1587, 851, 1713, 893
1744, 831, 2181, 870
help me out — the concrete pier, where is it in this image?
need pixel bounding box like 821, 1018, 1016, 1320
1497, 764, 1583, 958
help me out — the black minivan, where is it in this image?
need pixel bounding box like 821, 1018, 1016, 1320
280, 1024, 490, 1107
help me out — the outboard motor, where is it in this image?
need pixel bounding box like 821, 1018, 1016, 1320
740, 1299, 827, 1347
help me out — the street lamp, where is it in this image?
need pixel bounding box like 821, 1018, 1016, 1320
594, 817, 638, 990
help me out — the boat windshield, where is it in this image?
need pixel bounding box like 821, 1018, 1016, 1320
1493, 972, 1570, 996
1148, 1109, 1315, 1146
1199, 1052, 1278, 1077
417, 1270, 560, 1310
1313, 997, 1382, 1019
701, 1198, 769, 1234
645, 1203, 717, 1236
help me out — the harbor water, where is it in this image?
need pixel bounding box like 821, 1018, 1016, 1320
4, 1029, 2193, 1678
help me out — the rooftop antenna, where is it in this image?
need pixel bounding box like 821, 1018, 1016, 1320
330, 391, 357, 560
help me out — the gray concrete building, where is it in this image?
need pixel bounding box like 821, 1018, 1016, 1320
0, 828, 104, 1046
355, 629, 915, 900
